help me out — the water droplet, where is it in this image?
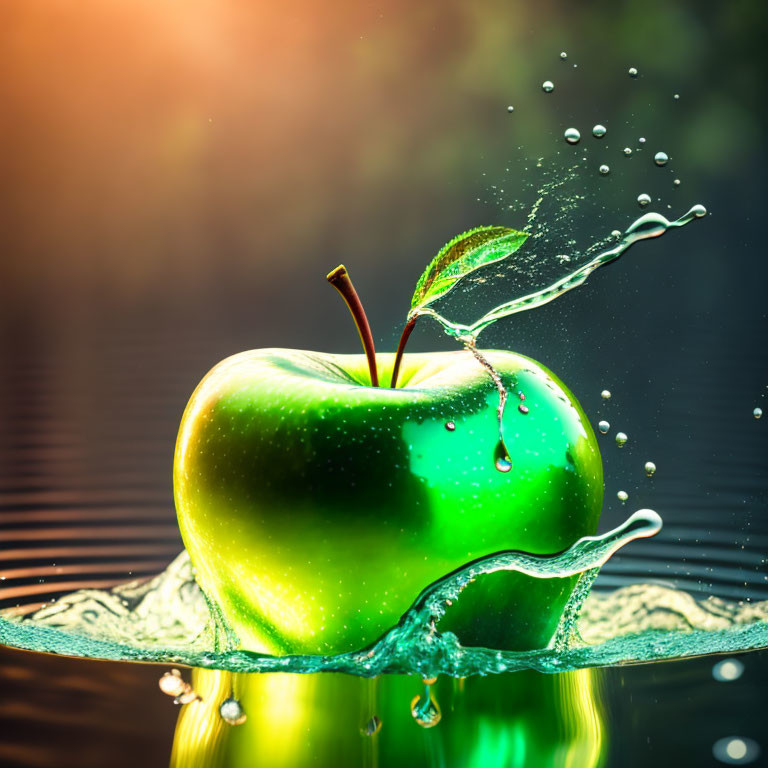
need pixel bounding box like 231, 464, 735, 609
611, 230, 621, 238
692, 204, 707, 218
410, 692, 441, 728
445, 421, 456, 431
615, 432, 628, 447
542, 80, 554, 93
220, 697, 247, 726
713, 658, 744, 682
654, 151, 669, 166
592, 124, 607, 138
754, 407, 763, 420
617, 490, 628, 503
494, 440, 512, 472
628, 67, 638, 77
637, 193, 652, 207
599, 164, 610, 175
507, 105, 515, 113
673, 179, 681, 187
638, 137, 646, 145
673, 93, 680, 100
601, 389, 612, 400
644, 461, 657, 477
598, 420, 610, 434
560, 51, 568, 60
623, 147, 632, 156
518, 404, 529, 415
712, 736, 761, 764
363, 715, 382, 736
564, 127, 581, 144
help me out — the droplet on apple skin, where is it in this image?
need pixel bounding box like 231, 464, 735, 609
493, 439, 512, 472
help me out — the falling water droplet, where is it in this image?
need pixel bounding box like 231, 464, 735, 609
598, 420, 610, 434
673, 179, 681, 187
601, 389, 612, 400
363, 715, 382, 736
638, 137, 646, 145
628, 67, 638, 77
542, 80, 554, 93
599, 164, 610, 175
220, 698, 247, 726
564, 127, 581, 144
623, 147, 632, 156
615, 432, 628, 447
644, 461, 657, 477
518, 403, 529, 414
673, 93, 680, 100
654, 151, 669, 166
692, 204, 707, 218
507, 105, 515, 113
592, 124, 607, 138
754, 407, 763, 420
445, 421, 456, 432
410, 691, 441, 728
617, 490, 628, 503
637, 193, 652, 207
560, 51, 568, 60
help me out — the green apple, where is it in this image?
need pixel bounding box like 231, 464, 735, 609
173, 346, 603, 656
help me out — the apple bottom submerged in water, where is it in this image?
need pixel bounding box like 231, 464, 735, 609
173, 348, 603, 656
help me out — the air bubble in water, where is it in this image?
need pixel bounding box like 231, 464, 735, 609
712, 658, 744, 682
617, 490, 628, 503
654, 151, 669, 166
542, 80, 554, 93
638, 193, 651, 207
754, 408, 763, 420
564, 127, 581, 144
615, 432, 628, 447
411, 692, 441, 728
363, 715, 382, 736
644, 461, 657, 477
598, 420, 610, 434
601, 390, 612, 400
592, 124, 607, 138
599, 164, 610, 175
220, 698, 247, 726
628, 67, 638, 77
623, 147, 632, 156
507, 105, 515, 113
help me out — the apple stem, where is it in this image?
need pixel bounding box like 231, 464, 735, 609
389, 316, 417, 388
327, 265, 380, 387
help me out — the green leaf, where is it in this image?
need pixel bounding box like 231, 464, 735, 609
410, 225, 528, 311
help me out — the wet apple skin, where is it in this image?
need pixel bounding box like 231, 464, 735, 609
173, 348, 603, 655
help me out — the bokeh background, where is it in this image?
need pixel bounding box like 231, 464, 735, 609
1, 0, 767, 766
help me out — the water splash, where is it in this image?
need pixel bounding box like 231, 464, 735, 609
410, 206, 706, 342
2, 508, 766, 676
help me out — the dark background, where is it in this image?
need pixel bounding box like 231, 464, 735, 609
1, 0, 767, 766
